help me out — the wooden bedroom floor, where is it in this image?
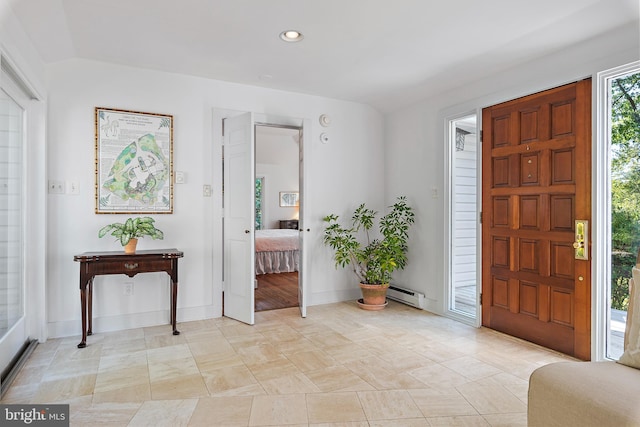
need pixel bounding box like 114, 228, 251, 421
255, 272, 299, 311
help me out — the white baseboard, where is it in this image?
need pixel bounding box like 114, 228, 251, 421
47, 305, 217, 339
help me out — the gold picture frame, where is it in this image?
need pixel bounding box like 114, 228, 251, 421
95, 107, 173, 214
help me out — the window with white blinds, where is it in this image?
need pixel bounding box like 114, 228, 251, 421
0, 85, 24, 339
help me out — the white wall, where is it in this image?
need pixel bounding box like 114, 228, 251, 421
385, 22, 640, 315
45, 58, 384, 337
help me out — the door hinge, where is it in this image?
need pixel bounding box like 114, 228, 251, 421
480, 293, 483, 304
479, 212, 482, 224
222, 118, 226, 137
480, 130, 483, 142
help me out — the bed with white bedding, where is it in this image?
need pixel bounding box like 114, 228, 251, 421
255, 229, 299, 275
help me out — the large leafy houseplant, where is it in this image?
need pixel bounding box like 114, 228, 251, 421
323, 196, 415, 306
98, 216, 163, 253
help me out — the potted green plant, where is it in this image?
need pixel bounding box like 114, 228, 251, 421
98, 216, 164, 254
323, 196, 415, 310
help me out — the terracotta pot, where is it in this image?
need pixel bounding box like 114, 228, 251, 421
359, 282, 389, 306
124, 238, 138, 254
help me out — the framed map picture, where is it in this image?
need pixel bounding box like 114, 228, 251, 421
95, 107, 173, 214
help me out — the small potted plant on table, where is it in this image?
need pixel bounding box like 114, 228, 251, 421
323, 196, 415, 310
98, 216, 164, 254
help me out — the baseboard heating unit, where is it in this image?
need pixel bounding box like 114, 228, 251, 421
387, 285, 425, 309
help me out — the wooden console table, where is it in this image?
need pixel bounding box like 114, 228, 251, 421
73, 248, 184, 348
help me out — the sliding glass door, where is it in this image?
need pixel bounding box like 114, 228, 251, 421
606, 66, 640, 359
0, 85, 26, 376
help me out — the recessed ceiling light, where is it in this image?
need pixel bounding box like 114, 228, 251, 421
279, 30, 304, 42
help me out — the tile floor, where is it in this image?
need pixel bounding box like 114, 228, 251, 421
2, 300, 575, 426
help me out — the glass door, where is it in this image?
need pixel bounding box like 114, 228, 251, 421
0, 85, 26, 376
607, 68, 640, 359
447, 113, 479, 321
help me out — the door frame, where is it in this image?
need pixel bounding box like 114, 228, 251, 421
444, 109, 482, 327
594, 60, 640, 360
213, 108, 310, 320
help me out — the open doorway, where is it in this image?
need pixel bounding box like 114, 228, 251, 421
446, 113, 479, 323
254, 125, 301, 311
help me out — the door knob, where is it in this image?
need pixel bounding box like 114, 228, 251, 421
245, 230, 250, 234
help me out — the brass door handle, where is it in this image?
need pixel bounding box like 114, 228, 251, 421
124, 263, 138, 270
574, 220, 588, 260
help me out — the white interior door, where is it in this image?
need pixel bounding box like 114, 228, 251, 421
297, 128, 306, 317
223, 112, 255, 325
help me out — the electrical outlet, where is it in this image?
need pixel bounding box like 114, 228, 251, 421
48, 180, 64, 194
175, 171, 185, 184
124, 282, 134, 296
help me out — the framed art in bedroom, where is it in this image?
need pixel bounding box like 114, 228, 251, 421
279, 191, 299, 207
95, 107, 174, 214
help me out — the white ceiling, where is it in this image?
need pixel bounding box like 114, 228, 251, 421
5, 0, 640, 113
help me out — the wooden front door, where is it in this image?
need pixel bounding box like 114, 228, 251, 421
481, 80, 592, 360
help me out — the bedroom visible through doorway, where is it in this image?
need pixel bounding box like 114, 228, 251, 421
254, 125, 301, 311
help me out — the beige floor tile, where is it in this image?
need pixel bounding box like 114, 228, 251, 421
92, 383, 151, 403
237, 342, 284, 365
194, 351, 245, 374
0, 383, 38, 403
33, 374, 97, 403
426, 415, 491, 426
306, 392, 366, 423
150, 374, 209, 400
247, 355, 301, 381
146, 343, 192, 363
7, 301, 581, 426
43, 357, 100, 382
357, 390, 423, 420
188, 396, 253, 426
305, 366, 374, 392
94, 365, 149, 394
148, 355, 200, 382
249, 394, 308, 426
70, 402, 140, 425
11, 363, 48, 387
369, 419, 429, 427
187, 336, 234, 358
260, 372, 321, 394
409, 363, 471, 388
100, 337, 148, 357
98, 349, 147, 373
482, 413, 527, 427
128, 399, 198, 427
456, 383, 526, 415
202, 364, 259, 395
286, 349, 337, 372
441, 356, 504, 381
409, 388, 479, 418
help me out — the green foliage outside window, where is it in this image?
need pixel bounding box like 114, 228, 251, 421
611, 72, 640, 310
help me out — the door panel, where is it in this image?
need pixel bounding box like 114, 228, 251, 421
482, 80, 592, 360
223, 112, 255, 325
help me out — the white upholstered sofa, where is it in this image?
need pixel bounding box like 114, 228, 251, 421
528, 360, 640, 426
528, 258, 640, 426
